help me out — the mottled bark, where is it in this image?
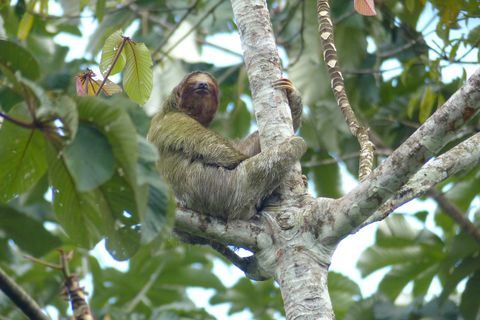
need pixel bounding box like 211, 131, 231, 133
359, 132, 480, 230
332, 69, 480, 238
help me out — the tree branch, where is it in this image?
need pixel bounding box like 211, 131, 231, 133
174, 207, 266, 251
231, 0, 293, 146
355, 132, 480, 232
0, 266, 49, 320
430, 190, 480, 243
317, 0, 375, 181
208, 242, 268, 280
331, 68, 480, 238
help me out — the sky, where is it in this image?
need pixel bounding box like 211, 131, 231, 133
44, 1, 480, 319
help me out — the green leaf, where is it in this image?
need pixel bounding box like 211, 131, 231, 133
47, 143, 104, 248
142, 179, 174, 243
136, 136, 173, 242
344, 297, 376, 320
105, 225, 140, 261
329, 272, 362, 319
449, 40, 460, 61
406, 0, 415, 12
0, 105, 47, 202
210, 278, 281, 315
466, 25, 480, 46
440, 256, 480, 301
358, 245, 427, 277
0, 39, 40, 80
63, 123, 115, 192
406, 90, 420, 119
419, 298, 460, 319
445, 174, 480, 212
412, 264, 438, 297
309, 151, 341, 198
227, 100, 251, 138
95, 0, 106, 22
378, 261, 436, 300
123, 39, 153, 105
99, 30, 126, 76
36, 95, 78, 143
19, 173, 49, 206
376, 214, 442, 248
460, 272, 480, 320
0, 87, 23, 112
0, 205, 62, 256
75, 97, 138, 188
73, 97, 149, 252
419, 86, 435, 123
17, 12, 34, 41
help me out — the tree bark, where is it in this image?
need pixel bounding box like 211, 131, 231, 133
275, 249, 334, 320
333, 68, 480, 238
230, 0, 336, 318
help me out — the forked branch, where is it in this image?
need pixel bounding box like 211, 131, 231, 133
358, 132, 480, 231
334, 68, 480, 238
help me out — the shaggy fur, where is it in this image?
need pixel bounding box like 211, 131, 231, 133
147, 71, 305, 220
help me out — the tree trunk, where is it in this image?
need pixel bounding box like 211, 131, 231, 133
275, 247, 335, 319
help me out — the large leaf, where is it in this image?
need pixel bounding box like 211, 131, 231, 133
378, 261, 437, 300
329, 272, 362, 319
460, 272, 480, 320
47, 143, 105, 248
123, 40, 153, 105
63, 123, 115, 192
376, 214, 442, 248
418, 86, 436, 123
137, 136, 174, 243
100, 171, 142, 260
440, 256, 480, 301
0, 105, 47, 202
17, 12, 34, 41
75, 97, 138, 188
308, 151, 341, 198
50, 144, 140, 254
358, 245, 429, 277
0, 205, 61, 256
105, 224, 140, 261
210, 278, 282, 316
99, 29, 126, 76
0, 39, 39, 80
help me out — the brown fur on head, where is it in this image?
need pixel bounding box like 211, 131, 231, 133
175, 71, 219, 127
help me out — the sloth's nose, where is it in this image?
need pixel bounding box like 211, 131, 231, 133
198, 82, 209, 90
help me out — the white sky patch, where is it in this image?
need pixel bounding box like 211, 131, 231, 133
202, 33, 243, 66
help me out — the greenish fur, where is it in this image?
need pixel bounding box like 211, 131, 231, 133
147, 73, 305, 220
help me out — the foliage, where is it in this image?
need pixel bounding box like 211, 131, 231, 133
0, 0, 479, 319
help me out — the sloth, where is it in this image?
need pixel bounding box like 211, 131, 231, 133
147, 71, 305, 220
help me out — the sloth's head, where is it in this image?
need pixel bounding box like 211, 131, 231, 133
176, 71, 219, 126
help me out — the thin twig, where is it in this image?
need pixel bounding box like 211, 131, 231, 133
154, 0, 225, 64
124, 264, 164, 312
0, 112, 36, 129
430, 190, 480, 243
303, 149, 391, 168
197, 39, 243, 57
0, 266, 49, 320
288, 0, 306, 67
152, 0, 202, 55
